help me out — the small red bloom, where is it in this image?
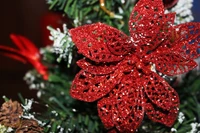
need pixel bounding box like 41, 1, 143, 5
0, 34, 48, 80
70, 0, 200, 132
163, 0, 178, 9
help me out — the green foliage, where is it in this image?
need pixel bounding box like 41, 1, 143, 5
47, 0, 135, 34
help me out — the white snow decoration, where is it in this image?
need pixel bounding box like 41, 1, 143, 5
188, 122, 200, 133
37, 91, 42, 98
2, 95, 6, 99
178, 112, 185, 124
72, 108, 77, 112
48, 24, 74, 67
51, 110, 58, 116
47, 125, 51, 128
165, 0, 194, 24
171, 128, 177, 132
46, 0, 53, 4
73, 17, 79, 27
0, 124, 7, 133
7, 127, 13, 132
59, 127, 64, 133
22, 99, 33, 111
22, 113, 44, 126
24, 72, 35, 84
150, 63, 156, 73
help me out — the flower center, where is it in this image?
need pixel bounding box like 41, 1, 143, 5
126, 54, 151, 74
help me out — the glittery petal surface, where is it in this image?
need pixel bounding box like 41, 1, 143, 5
107, 128, 118, 133
98, 74, 145, 132
143, 72, 179, 111
129, 0, 165, 55
172, 22, 200, 59
145, 100, 179, 127
97, 94, 115, 129
70, 70, 119, 102
112, 78, 145, 132
154, 13, 176, 51
77, 59, 118, 75
148, 52, 197, 76
105, 27, 131, 56
164, 13, 176, 24
69, 23, 126, 62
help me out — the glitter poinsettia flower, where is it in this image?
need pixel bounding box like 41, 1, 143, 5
69, 0, 200, 132
0, 34, 48, 80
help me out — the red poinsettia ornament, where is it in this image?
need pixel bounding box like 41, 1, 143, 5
0, 34, 48, 80
69, 0, 200, 132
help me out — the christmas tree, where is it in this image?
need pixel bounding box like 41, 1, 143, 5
0, 0, 200, 132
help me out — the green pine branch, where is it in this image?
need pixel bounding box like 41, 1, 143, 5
47, 0, 135, 34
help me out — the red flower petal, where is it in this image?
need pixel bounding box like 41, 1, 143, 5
145, 101, 179, 127
154, 13, 176, 50
70, 70, 119, 102
112, 80, 145, 132
97, 95, 115, 129
148, 52, 197, 76
129, 0, 165, 55
143, 72, 179, 111
165, 13, 176, 25
172, 22, 200, 59
98, 74, 145, 132
107, 129, 117, 133
69, 23, 125, 62
104, 27, 131, 56
76, 59, 117, 75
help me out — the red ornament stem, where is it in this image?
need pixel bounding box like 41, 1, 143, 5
0, 34, 48, 80
10, 34, 39, 55
0, 51, 27, 64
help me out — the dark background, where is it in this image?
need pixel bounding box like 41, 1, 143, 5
0, 1, 48, 102
193, 0, 200, 22
0, 1, 199, 103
